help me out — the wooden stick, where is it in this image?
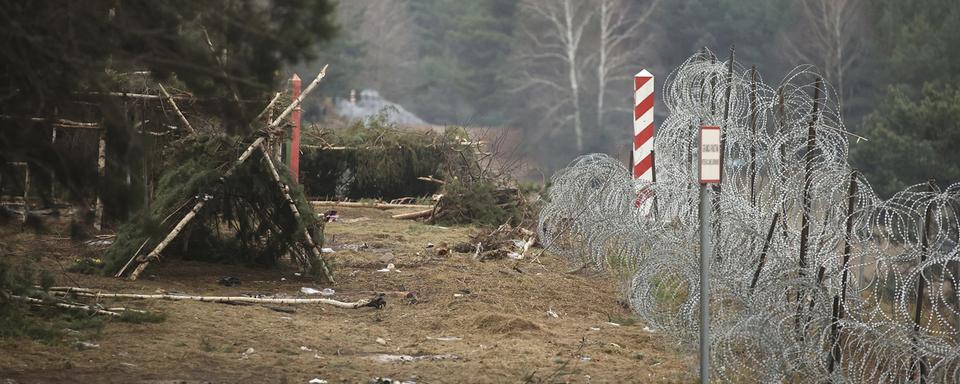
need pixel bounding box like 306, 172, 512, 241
392, 208, 435, 220
828, 171, 859, 374
311, 201, 433, 210
795, 78, 822, 336
270, 65, 327, 128
128, 198, 208, 281
750, 212, 780, 291
0, 115, 99, 129
115, 237, 151, 278
911, 180, 936, 383
11, 295, 121, 316
254, 92, 282, 123
85, 92, 182, 100
49, 289, 382, 309
258, 144, 334, 283
158, 83, 195, 133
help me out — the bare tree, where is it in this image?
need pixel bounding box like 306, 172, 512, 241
781, 0, 866, 110
594, 0, 660, 132
341, 0, 419, 98
515, 0, 594, 152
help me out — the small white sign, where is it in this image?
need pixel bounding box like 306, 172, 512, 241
699, 126, 722, 184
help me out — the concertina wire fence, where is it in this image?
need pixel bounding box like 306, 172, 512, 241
538, 49, 960, 383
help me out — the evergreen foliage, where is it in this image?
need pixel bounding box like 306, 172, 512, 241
854, 84, 960, 196
300, 116, 474, 200
850, 0, 960, 195
102, 134, 327, 277
0, 0, 337, 212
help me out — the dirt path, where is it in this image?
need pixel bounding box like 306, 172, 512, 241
0, 207, 693, 383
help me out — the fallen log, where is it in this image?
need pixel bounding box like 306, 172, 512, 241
311, 201, 433, 210
46, 287, 385, 309
392, 208, 434, 220
416, 176, 445, 185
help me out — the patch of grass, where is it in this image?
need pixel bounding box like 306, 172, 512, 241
117, 310, 166, 323
199, 336, 235, 353
405, 224, 426, 235
67, 258, 104, 275
200, 336, 217, 352
606, 313, 638, 327
275, 347, 298, 355
63, 313, 106, 331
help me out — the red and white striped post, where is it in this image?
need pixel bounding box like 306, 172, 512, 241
634, 69, 656, 210
289, 73, 302, 183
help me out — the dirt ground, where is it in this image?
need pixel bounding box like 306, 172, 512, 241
0, 207, 694, 383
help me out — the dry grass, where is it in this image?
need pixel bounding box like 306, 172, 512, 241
0, 207, 694, 383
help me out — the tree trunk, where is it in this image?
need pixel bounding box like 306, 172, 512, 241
94, 128, 106, 231
563, 0, 584, 152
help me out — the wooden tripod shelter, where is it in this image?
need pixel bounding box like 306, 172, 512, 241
115, 66, 333, 282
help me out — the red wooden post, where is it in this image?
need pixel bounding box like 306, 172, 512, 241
290, 73, 302, 183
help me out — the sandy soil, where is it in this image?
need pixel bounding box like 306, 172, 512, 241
0, 207, 694, 383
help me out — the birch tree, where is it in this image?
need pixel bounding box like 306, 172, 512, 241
781, 0, 866, 111
515, 0, 594, 152
594, 0, 661, 132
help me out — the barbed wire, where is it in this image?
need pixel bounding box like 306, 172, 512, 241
538, 49, 960, 383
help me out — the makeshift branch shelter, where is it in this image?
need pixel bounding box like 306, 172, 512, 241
105, 68, 334, 282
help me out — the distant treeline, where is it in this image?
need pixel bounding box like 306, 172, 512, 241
302, 0, 960, 196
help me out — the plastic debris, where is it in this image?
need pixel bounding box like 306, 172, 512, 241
75, 341, 100, 350
308, 379, 328, 384
321, 288, 335, 296
368, 354, 459, 363
427, 336, 462, 341
546, 309, 559, 318
321, 247, 335, 253
301, 287, 322, 295
377, 263, 399, 273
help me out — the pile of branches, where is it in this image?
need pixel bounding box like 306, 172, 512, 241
302, 115, 542, 227
299, 116, 477, 200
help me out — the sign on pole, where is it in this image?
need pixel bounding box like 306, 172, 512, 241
698, 125, 721, 384
699, 126, 722, 184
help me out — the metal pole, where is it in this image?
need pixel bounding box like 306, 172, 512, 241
699, 183, 712, 384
